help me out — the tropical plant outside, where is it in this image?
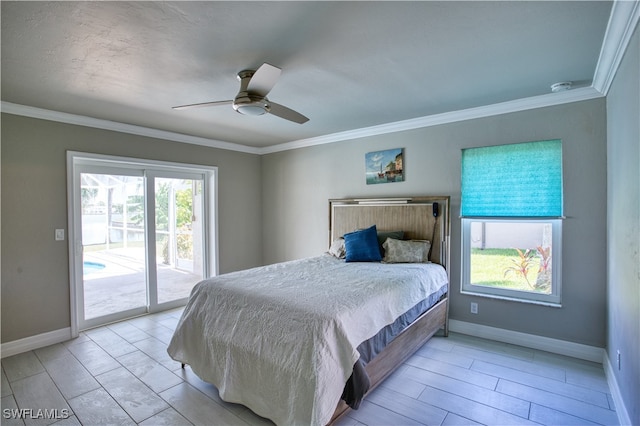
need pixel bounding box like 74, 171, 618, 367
470, 247, 551, 294
155, 181, 195, 263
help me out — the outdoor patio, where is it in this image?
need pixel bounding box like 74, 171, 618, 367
83, 248, 201, 319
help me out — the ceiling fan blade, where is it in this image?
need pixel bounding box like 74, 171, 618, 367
247, 63, 281, 96
172, 100, 233, 110
269, 102, 309, 124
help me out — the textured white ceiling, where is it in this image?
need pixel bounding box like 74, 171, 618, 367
1, 1, 612, 149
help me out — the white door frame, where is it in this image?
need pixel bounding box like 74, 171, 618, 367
67, 151, 218, 335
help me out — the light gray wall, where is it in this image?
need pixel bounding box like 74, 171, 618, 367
606, 24, 639, 425
262, 98, 608, 348
1, 114, 263, 343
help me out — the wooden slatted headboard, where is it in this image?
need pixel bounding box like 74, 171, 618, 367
329, 196, 450, 269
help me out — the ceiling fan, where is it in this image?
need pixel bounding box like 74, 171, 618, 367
173, 63, 309, 124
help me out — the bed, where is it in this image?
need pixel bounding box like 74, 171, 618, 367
167, 196, 450, 425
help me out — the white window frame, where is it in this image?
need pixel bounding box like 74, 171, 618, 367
67, 151, 219, 335
461, 218, 562, 306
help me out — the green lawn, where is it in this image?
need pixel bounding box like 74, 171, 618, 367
470, 248, 547, 293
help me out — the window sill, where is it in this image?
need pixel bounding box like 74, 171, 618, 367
460, 290, 562, 308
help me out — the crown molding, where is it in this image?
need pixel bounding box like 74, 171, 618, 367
261, 0, 635, 154
0, 102, 262, 155
5, 0, 634, 158
1, 86, 604, 157
592, 0, 640, 95
260, 87, 603, 154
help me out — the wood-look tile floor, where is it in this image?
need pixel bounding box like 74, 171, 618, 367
1, 308, 618, 426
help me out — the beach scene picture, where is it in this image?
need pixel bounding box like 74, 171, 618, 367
366, 148, 404, 185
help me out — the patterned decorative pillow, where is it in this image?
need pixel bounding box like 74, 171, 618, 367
382, 238, 431, 263
344, 225, 383, 262
328, 238, 346, 259
376, 230, 404, 255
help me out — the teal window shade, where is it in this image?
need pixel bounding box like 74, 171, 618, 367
461, 140, 563, 217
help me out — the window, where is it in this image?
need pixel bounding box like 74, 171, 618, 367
460, 140, 563, 305
68, 152, 218, 332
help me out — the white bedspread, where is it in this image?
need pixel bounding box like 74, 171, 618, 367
167, 254, 448, 425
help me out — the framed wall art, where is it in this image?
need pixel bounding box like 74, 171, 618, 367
365, 148, 404, 185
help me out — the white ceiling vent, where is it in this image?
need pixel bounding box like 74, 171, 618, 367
551, 82, 573, 92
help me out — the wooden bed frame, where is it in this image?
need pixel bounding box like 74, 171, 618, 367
327, 196, 451, 423
177, 196, 451, 424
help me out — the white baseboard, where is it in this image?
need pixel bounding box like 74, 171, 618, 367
603, 351, 632, 425
449, 320, 604, 363
1, 328, 72, 358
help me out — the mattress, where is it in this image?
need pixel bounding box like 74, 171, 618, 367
342, 292, 446, 408
167, 254, 448, 425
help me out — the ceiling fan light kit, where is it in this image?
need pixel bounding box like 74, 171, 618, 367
173, 63, 309, 124
233, 95, 270, 116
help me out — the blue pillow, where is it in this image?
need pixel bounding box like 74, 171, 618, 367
344, 225, 382, 262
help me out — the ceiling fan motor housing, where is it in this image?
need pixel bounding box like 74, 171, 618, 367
233, 69, 270, 115
233, 93, 270, 116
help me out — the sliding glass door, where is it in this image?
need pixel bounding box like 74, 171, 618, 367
80, 170, 148, 324
70, 154, 215, 331
150, 174, 205, 305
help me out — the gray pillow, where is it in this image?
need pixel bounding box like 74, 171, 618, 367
376, 230, 404, 255
382, 238, 431, 263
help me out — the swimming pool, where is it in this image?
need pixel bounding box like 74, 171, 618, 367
83, 261, 106, 275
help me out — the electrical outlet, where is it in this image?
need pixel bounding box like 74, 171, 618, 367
617, 350, 621, 370
470, 302, 478, 314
